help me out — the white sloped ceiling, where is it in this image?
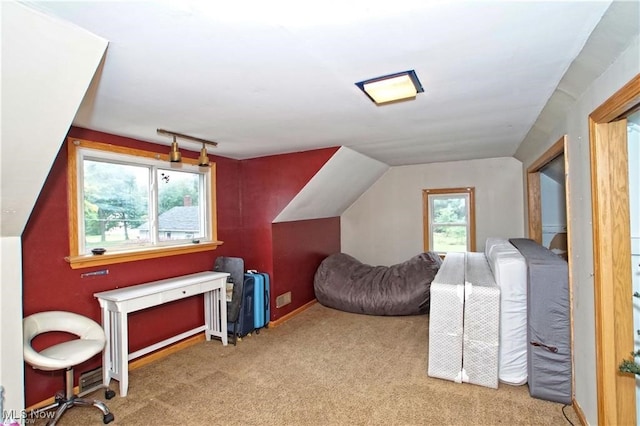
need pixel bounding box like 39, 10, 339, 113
273, 147, 389, 223
1, 1, 108, 236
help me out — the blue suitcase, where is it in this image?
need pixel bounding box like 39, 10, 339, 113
226, 274, 255, 341
261, 272, 270, 328
247, 272, 270, 332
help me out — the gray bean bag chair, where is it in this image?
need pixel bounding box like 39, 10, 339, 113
314, 252, 442, 316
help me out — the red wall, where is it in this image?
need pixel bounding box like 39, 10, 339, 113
272, 218, 341, 318
239, 149, 340, 319
21, 128, 242, 406
22, 128, 340, 405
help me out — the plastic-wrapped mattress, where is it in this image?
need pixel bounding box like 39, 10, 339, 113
427, 253, 465, 382
462, 252, 500, 389
485, 238, 528, 385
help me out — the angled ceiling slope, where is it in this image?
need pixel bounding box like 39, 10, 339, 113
22, 1, 611, 166
273, 147, 389, 223
1, 2, 108, 236
515, 0, 640, 161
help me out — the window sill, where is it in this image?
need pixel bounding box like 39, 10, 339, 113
65, 241, 224, 269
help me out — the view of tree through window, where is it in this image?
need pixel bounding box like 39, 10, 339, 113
156, 169, 202, 242
83, 159, 206, 253
431, 195, 468, 252
423, 187, 475, 253
83, 160, 149, 250
68, 139, 217, 267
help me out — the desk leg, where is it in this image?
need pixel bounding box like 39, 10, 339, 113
100, 306, 112, 389
204, 288, 228, 346
220, 287, 227, 346
204, 291, 212, 342
116, 310, 130, 397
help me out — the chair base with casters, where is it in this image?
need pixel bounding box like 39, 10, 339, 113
35, 367, 115, 425
23, 311, 115, 425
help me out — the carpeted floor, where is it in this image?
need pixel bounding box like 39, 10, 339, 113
30, 303, 580, 425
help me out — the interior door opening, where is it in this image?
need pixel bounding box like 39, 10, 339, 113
539, 154, 568, 260
627, 109, 640, 421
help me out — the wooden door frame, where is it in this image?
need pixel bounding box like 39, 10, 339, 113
526, 136, 567, 244
590, 73, 640, 426
526, 136, 578, 419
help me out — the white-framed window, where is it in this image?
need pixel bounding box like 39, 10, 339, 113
422, 187, 476, 253
66, 138, 220, 269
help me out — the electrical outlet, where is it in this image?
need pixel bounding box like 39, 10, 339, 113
276, 291, 291, 308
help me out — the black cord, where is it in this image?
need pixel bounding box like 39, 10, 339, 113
562, 404, 575, 426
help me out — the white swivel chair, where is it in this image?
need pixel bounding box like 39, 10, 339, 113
23, 311, 115, 425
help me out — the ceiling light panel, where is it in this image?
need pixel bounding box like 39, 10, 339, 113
356, 70, 424, 105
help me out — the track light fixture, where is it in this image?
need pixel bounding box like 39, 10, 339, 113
157, 128, 218, 165
169, 135, 181, 162
198, 143, 210, 167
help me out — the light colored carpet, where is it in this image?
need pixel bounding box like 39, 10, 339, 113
31, 303, 579, 425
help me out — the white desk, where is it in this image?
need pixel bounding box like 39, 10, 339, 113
94, 271, 229, 397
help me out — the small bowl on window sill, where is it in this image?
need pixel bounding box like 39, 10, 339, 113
91, 248, 107, 255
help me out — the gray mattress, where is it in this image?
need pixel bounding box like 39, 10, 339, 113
509, 238, 572, 404
314, 252, 442, 316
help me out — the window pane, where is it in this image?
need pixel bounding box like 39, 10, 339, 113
83, 160, 149, 253
432, 196, 467, 224
157, 169, 202, 242
432, 225, 467, 252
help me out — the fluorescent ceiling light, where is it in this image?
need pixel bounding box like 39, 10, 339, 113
355, 70, 424, 105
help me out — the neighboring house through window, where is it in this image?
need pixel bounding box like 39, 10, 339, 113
138, 199, 201, 242
422, 187, 476, 254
